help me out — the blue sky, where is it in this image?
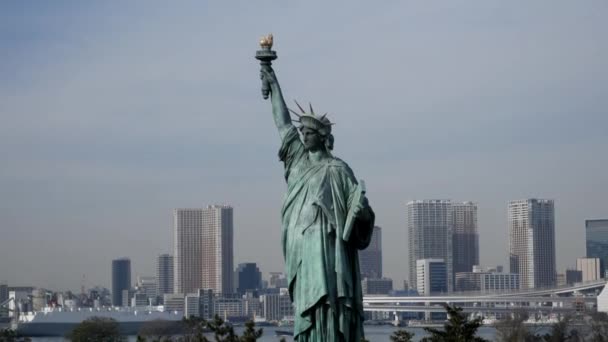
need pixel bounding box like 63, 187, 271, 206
1, 1, 607, 291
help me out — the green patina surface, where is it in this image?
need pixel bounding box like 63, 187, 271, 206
258, 47, 375, 341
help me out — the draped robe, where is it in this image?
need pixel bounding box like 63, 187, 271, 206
278, 126, 375, 341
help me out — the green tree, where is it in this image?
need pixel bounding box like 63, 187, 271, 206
180, 316, 209, 342
0, 328, 18, 342
588, 312, 608, 342
66, 316, 124, 342
239, 320, 262, 342
534, 315, 580, 342
138, 319, 182, 342
1, 328, 32, 342
421, 304, 488, 342
390, 329, 415, 342
206, 315, 237, 342
496, 310, 536, 342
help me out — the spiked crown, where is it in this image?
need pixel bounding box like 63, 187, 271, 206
289, 100, 333, 137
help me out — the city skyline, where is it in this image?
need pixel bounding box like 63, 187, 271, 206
1, 200, 604, 293
1, 1, 607, 291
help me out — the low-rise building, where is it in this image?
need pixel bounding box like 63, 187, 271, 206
260, 290, 293, 321
361, 278, 393, 295
164, 293, 185, 313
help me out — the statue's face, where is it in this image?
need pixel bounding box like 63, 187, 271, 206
301, 127, 323, 151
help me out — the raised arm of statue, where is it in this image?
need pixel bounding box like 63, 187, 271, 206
260, 65, 293, 139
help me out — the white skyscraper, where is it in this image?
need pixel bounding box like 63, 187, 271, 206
508, 199, 556, 289
408, 200, 453, 292
174, 205, 234, 295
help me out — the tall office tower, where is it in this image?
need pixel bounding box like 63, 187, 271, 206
111, 258, 131, 307
586, 219, 608, 278
416, 259, 447, 295
235, 263, 262, 294
174, 205, 234, 295
577, 257, 601, 282
508, 199, 556, 289
359, 226, 383, 279
452, 202, 479, 274
157, 254, 174, 298
408, 200, 453, 292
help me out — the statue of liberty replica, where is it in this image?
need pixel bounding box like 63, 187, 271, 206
256, 35, 375, 341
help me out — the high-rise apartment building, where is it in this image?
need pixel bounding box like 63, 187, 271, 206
408, 200, 453, 291
577, 257, 601, 282
452, 202, 479, 274
359, 226, 383, 279
508, 199, 556, 289
157, 254, 174, 299
174, 205, 234, 295
112, 258, 131, 307
586, 219, 608, 278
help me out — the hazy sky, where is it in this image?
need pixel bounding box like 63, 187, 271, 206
1, 1, 607, 292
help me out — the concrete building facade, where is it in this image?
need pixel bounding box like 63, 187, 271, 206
174, 205, 234, 295
577, 257, 601, 282
156, 254, 174, 299
260, 289, 293, 321
452, 202, 479, 274
361, 278, 393, 295
416, 259, 447, 296
408, 200, 453, 292
508, 199, 556, 289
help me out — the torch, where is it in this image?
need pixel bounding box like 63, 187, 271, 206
255, 34, 277, 100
